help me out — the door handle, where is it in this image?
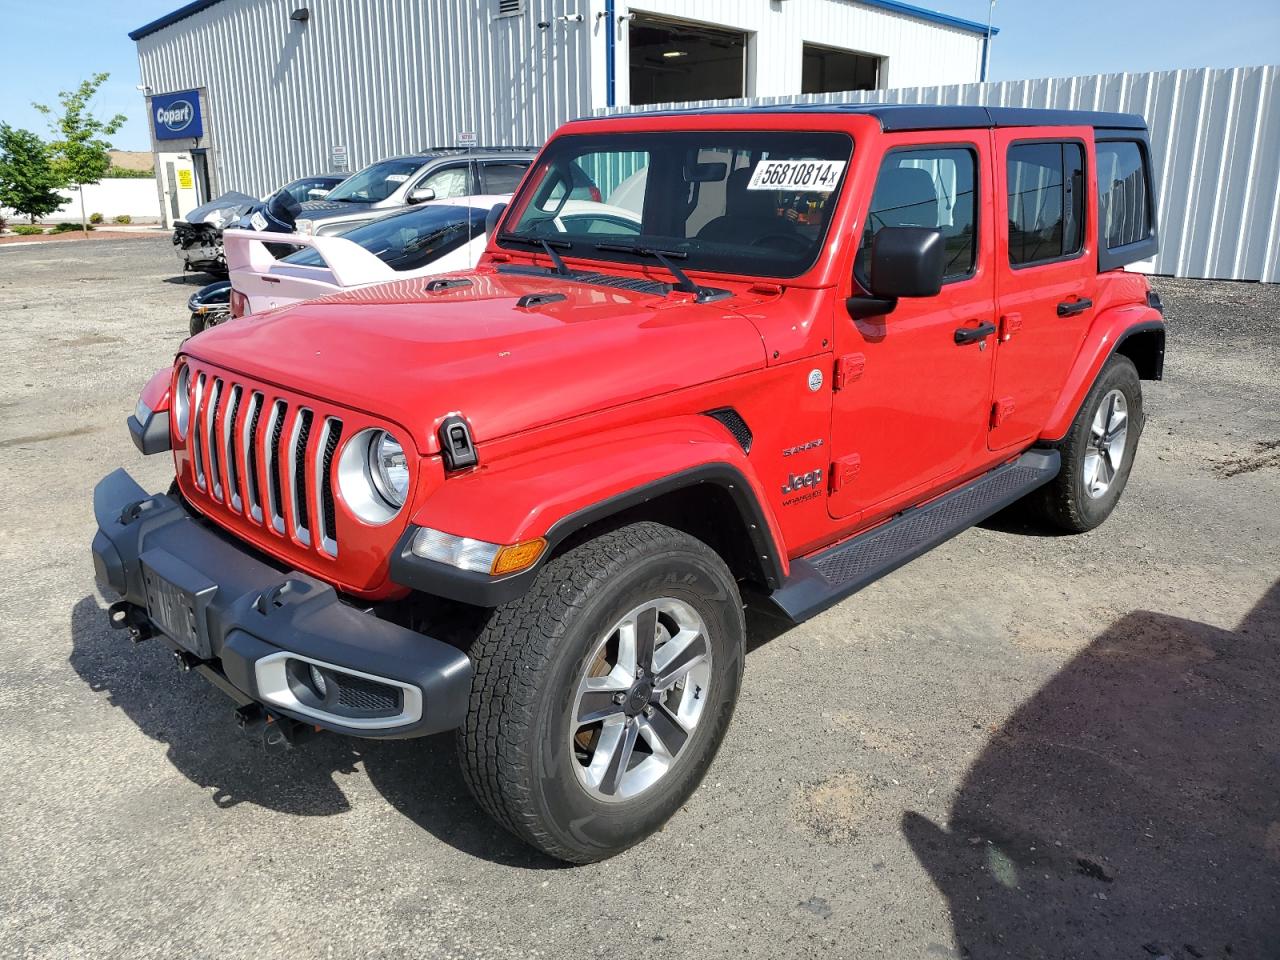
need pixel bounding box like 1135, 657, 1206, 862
954, 321, 997, 345
1056, 297, 1093, 317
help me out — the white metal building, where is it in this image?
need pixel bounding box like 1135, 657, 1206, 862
130, 0, 996, 222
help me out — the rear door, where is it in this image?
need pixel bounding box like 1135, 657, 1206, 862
988, 127, 1096, 449
828, 133, 997, 522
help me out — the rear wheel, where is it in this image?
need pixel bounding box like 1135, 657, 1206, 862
1033, 354, 1144, 532
456, 521, 744, 863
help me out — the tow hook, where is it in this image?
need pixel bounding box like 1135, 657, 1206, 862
107, 600, 154, 643
234, 704, 319, 753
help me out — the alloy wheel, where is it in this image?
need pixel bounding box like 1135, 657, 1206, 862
569, 598, 712, 802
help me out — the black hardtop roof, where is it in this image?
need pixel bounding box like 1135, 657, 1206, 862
583, 102, 1147, 133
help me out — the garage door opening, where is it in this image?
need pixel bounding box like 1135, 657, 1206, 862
629, 14, 747, 106
802, 43, 882, 94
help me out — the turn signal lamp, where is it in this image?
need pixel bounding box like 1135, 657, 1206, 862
410, 529, 546, 576
491, 538, 547, 576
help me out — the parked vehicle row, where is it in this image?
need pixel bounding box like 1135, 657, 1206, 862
173, 175, 346, 274
103, 104, 1164, 864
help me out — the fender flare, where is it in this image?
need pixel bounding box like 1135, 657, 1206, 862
1040, 309, 1164, 443
388, 415, 787, 607
128, 367, 174, 455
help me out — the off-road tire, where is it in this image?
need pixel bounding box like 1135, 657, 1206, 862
188, 312, 205, 338
456, 521, 745, 863
1033, 354, 1144, 532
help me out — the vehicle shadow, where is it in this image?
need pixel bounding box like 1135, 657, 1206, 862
162, 273, 220, 286
902, 581, 1280, 959
69, 595, 563, 867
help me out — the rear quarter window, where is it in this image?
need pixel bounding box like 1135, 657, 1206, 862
1097, 141, 1152, 249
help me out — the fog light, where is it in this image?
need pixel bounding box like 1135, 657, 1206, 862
309, 664, 328, 698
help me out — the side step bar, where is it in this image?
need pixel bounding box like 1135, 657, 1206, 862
770, 450, 1060, 623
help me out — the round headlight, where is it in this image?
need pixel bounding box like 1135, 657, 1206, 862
173, 365, 191, 439
369, 432, 409, 507
336, 428, 411, 525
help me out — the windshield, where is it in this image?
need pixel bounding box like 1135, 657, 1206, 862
325, 158, 424, 203
500, 131, 852, 278
282, 204, 488, 273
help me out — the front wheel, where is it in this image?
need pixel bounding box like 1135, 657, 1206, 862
188, 312, 206, 337
1032, 354, 1144, 532
457, 521, 745, 863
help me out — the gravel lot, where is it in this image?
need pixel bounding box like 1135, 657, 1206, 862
1, 238, 1276, 960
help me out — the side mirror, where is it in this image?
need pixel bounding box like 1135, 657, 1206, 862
485, 202, 508, 237
407, 186, 436, 204
847, 226, 945, 319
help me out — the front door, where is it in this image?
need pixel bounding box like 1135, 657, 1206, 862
988, 128, 1097, 449
158, 151, 200, 227
829, 134, 997, 522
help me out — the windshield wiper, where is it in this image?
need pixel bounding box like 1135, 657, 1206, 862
498, 232, 572, 276
593, 242, 701, 295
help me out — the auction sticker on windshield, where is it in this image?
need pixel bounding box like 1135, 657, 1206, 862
747, 159, 846, 192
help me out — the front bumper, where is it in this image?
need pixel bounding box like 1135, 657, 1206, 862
91, 468, 472, 739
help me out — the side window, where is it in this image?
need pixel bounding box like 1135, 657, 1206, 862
1096, 141, 1150, 249
1006, 141, 1085, 266
418, 164, 471, 200
480, 162, 529, 194
856, 146, 978, 284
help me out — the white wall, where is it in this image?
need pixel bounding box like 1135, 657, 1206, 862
614, 0, 984, 102
2, 178, 161, 223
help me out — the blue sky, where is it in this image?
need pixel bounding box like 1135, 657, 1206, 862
1, 0, 1277, 151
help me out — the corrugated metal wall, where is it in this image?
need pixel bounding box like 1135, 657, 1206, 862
603, 65, 1280, 282
136, 0, 593, 198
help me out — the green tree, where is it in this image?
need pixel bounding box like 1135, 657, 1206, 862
33, 72, 127, 235
0, 125, 63, 224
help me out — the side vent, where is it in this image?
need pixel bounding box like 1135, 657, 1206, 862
439, 415, 478, 471
704, 408, 752, 454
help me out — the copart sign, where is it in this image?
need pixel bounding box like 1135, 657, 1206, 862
152, 89, 203, 140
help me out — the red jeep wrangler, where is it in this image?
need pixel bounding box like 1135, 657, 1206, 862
95, 104, 1163, 863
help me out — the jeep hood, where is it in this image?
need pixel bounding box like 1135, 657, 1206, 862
184, 270, 767, 454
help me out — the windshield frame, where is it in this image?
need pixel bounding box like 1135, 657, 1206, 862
497, 129, 854, 282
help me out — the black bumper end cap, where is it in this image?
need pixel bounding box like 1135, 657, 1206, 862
128, 410, 171, 455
